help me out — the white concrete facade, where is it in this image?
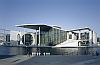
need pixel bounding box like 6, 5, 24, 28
8, 28, 98, 47
56, 28, 97, 47
0, 25, 98, 55
10, 31, 36, 46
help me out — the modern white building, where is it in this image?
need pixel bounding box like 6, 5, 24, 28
55, 28, 97, 47
0, 24, 98, 55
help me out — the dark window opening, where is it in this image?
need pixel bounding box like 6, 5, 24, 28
6, 34, 10, 42
69, 34, 72, 39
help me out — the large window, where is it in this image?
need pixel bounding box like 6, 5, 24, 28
69, 34, 72, 39
17, 34, 20, 45
22, 34, 33, 46
81, 32, 89, 40
6, 34, 10, 42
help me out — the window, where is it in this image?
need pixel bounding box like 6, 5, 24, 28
69, 34, 72, 39
81, 32, 89, 40
22, 34, 33, 46
17, 34, 20, 45
6, 34, 10, 42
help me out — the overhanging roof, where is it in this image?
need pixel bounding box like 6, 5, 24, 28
66, 27, 91, 32
16, 24, 52, 31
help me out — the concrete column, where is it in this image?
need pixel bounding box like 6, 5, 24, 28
78, 30, 81, 40
72, 34, 74, 40
93, 31, 97, 44
24, 29, 25, 45
67, 32, 69, 40
56, 29, 57, 44
78, 30, 81, 46
39, 27, 41, 46
36, 30, 37, 45
4, 29, 6, 43
89, 31, 93, 46
59, 29, 61, 43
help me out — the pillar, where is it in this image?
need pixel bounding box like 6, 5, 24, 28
36, 30, 37, 45
39, 27, 41, 46
78, 30, 81, 40
89, 30, 93, 46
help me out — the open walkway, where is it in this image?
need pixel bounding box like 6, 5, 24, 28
0, 55, 33, 65
0, 55, 100, 65
15, 55, 100, 65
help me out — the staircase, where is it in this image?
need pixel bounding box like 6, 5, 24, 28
55, 40, 79, 47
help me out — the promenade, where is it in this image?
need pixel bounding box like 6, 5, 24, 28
0, 55, 100, 65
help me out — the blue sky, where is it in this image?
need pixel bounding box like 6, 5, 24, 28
0, 0, 100, 36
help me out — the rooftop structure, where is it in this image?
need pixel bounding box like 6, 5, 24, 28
16, 24, 52, 31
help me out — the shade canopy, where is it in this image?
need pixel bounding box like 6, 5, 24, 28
16, 24, 52, 31
66, 27, 91, 32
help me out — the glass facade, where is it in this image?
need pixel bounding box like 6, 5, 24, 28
0, 29, 10, 45
80, 32, 89, 40
40, 27, 67, 46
